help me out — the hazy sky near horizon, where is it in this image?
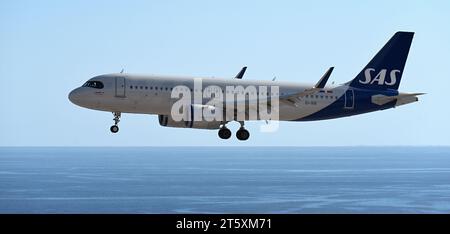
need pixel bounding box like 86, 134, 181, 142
1, 0, 449, 146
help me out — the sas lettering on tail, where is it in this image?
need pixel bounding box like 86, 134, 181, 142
359, 68, 401, 86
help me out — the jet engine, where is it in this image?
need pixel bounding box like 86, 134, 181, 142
158, 104, 223, 129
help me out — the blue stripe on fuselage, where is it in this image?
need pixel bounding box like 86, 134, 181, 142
294, 87, 399, 121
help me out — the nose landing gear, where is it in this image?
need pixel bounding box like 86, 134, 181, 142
110, 125, 119, 133
110, 112, 121, 133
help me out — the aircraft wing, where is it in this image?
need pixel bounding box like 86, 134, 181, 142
235, 66, 247, 79
212, 67, 335, 118
279, 67, 334, 107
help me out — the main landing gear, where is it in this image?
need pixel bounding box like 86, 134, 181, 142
218, 121, 250, 141
218, 126, 232, 139
236, 121, 250, 141
236, 127, 250, 141
110, 112, 121, 133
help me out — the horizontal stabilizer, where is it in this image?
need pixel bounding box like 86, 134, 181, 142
371, 93, 425, 106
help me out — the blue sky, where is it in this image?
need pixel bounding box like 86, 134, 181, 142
1, 0, 449, 146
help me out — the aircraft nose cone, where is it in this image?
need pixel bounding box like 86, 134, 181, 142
68, 88, 82, 105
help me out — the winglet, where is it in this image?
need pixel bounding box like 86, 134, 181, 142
235, 66, 247, 79
314, 67, 334, 89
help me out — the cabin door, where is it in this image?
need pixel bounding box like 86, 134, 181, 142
115, 77, 126, 97
344, 89, 354, 109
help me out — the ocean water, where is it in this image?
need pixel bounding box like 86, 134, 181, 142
0, 147, 449, 214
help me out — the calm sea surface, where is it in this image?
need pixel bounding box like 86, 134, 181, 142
0, 147, 449, 213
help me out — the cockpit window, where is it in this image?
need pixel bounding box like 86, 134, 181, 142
82, 81, 104, 89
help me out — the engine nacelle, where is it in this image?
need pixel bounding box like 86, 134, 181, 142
158, 104, 223, 130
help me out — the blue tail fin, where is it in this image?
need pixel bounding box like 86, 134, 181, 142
347, 31, 414, 90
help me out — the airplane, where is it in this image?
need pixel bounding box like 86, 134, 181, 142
69, 31, 423, 141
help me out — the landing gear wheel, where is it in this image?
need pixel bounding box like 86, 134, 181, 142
218, 128, 232, 139
110, 112, 121, 133
236, 128, 250, 141
110, 125, 119, 133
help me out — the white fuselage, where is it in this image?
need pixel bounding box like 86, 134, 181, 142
69, 73, 347, 121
